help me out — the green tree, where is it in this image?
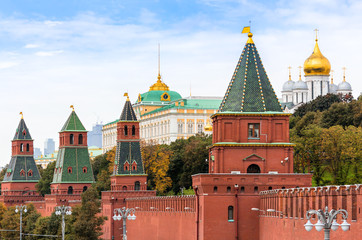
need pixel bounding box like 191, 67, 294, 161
294, 93, 341, 118
321, 100, 362, 128
91, 147, 115, 197
68, 187, 106, 240
36, 161, 56, 196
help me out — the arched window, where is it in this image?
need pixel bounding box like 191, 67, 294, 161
228, 206, 234, 221
20, 169, 25, 177
28, 170, 33, 177
78, 134, 83, 144
254, 186, 259, 193
213, 186, 218, 193
132, 125, 136, 136
247, 164, 261, 173
124, 126, 128, 136
227, 186, 231, 193
26, 144, 30, 152
70, 134, 74, 145
282, 186, 286, 189
134, 181, 140, 191
82, 167, 87, 173
20, 143, 24, 152
268, 186, 273, 190
240, 186, 245, 193
68, 186, 73, 195
133, 165, 136, 171
68, 167, 72, 174
122, 186, 127, 191
83, 186, 88, 192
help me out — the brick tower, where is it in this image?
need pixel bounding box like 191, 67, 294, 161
50, 107, 95, 196
1, 113, 42, 205
111, 94, 147, 191
192, 28, 312, 240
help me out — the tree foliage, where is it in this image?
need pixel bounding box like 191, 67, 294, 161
294, 94, 341, 118
36, 161, 56, 196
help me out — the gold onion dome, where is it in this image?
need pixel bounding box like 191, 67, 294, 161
304, 37, 331, 76
204, 122, 213, 132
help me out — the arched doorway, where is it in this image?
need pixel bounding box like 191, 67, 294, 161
68, 186, 73, 194
247, 164, 261, 173
83, 186, 88, 192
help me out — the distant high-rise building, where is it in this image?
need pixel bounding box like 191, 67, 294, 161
88, 123, 103, 148
44, 138, 55, 156
34, 148, 42, 158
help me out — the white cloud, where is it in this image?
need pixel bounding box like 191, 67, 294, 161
0, 61, 18, 69
24, 44, 39, 49
35, 50, 64, 57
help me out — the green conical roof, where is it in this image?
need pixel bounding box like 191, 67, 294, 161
13, 118, 32, 140
120, 100, 137, 121
219, 34, 283, 113
61, 111, 87, 132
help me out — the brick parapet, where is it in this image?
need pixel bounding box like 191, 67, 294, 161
126, 195, 196, 212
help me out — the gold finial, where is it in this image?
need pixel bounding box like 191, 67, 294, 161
149, 44, 170, 91
288, 66, 292, 81
19, 112, 23, 119
331, 70, 334, 84
342, 67, 346, 82
242, 26, 254, 44
298, 66, 302, 80
70, 105, 74, 111
158, 43, 161, 78
314, 29, 319, 42
124, 92, 130, 101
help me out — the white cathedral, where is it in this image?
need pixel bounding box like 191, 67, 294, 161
281, 35, 353, 112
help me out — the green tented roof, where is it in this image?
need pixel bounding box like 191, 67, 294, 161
2, 156, 41, 182
219, 39, 283, 113
120, 100, 138, 121
13, 119, 32, 140
61, 111, 87, 132
138, 90, 182, 103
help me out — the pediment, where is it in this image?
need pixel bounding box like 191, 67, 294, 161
243, 154, 265, 161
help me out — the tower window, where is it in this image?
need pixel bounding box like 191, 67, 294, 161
135, 181, 140, 191
68, 186, 73, 195
240, 186, 245, 193
26, 143, 30, 152
28, 170, 33, 177
20, 143, 24, 152
20, 169, 25, 177
70, 134, 74, 145
227, 186, 231, 193
213, 186, 218, 193
228, 206, 234, 221
132, 125, 136, 136
68, 167, 72, 174
124, 125, 128, 136
254, 186, 259, 193
248, 123, 260, 138
83, 186, 88, 192
78, 134, 83, 144
82, 167, 87, 173
268, 186, 273, 190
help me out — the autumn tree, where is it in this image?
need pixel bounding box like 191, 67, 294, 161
91, 147, 115, 197
142, 141, 172, 194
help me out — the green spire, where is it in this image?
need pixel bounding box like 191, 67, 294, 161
219, 35, 283, 113
61, 111, 86, 132
13, 118, 32, 140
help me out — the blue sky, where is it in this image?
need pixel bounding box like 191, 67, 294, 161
0, 0, 361, 166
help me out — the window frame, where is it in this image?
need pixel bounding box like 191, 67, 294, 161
248, 123, 260, 139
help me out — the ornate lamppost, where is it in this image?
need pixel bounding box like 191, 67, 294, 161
113, 207, 136, 240
304, 206, 350, 240
55, 205, 72, 240
15, 205, 27, 240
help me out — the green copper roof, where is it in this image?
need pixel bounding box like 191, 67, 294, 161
3, 156, 41, 182
61, 111, 87, 132
114, 141, 145, 175
120, 100, 138, 121
219, 39, 283, 113
141, 98, 221, 117
138, 90, 182, 103
13, 119, 32, 140
52, 147, 95, 183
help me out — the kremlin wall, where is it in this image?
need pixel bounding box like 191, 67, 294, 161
0, 29, 360, 240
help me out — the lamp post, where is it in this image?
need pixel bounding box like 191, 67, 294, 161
113, 207, 136, 240
55, 205, 72, 240
304, 206, 350, 240
15, 205, 27, 240
267, 209, 283, 217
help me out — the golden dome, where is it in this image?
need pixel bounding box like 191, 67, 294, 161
303, 39, 331, 76
149, 74, 170, 91
204, 122, 213, 132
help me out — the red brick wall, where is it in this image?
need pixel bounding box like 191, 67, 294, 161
259, 185, 362, 240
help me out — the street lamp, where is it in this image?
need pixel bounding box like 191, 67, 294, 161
251, 208, 265, 216
113, 207, 136, 240
15, 205, 27, 240
304, 206, 350, 240
267, 209, 283, 217
55, 205, 72, 240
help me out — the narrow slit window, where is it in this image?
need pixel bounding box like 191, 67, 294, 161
124, 125, 128, 136
228, 206, 234, 221
132, 125, 136, 136
78, 134, 83, 144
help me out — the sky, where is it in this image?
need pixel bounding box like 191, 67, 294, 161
0, 0, 361, 166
